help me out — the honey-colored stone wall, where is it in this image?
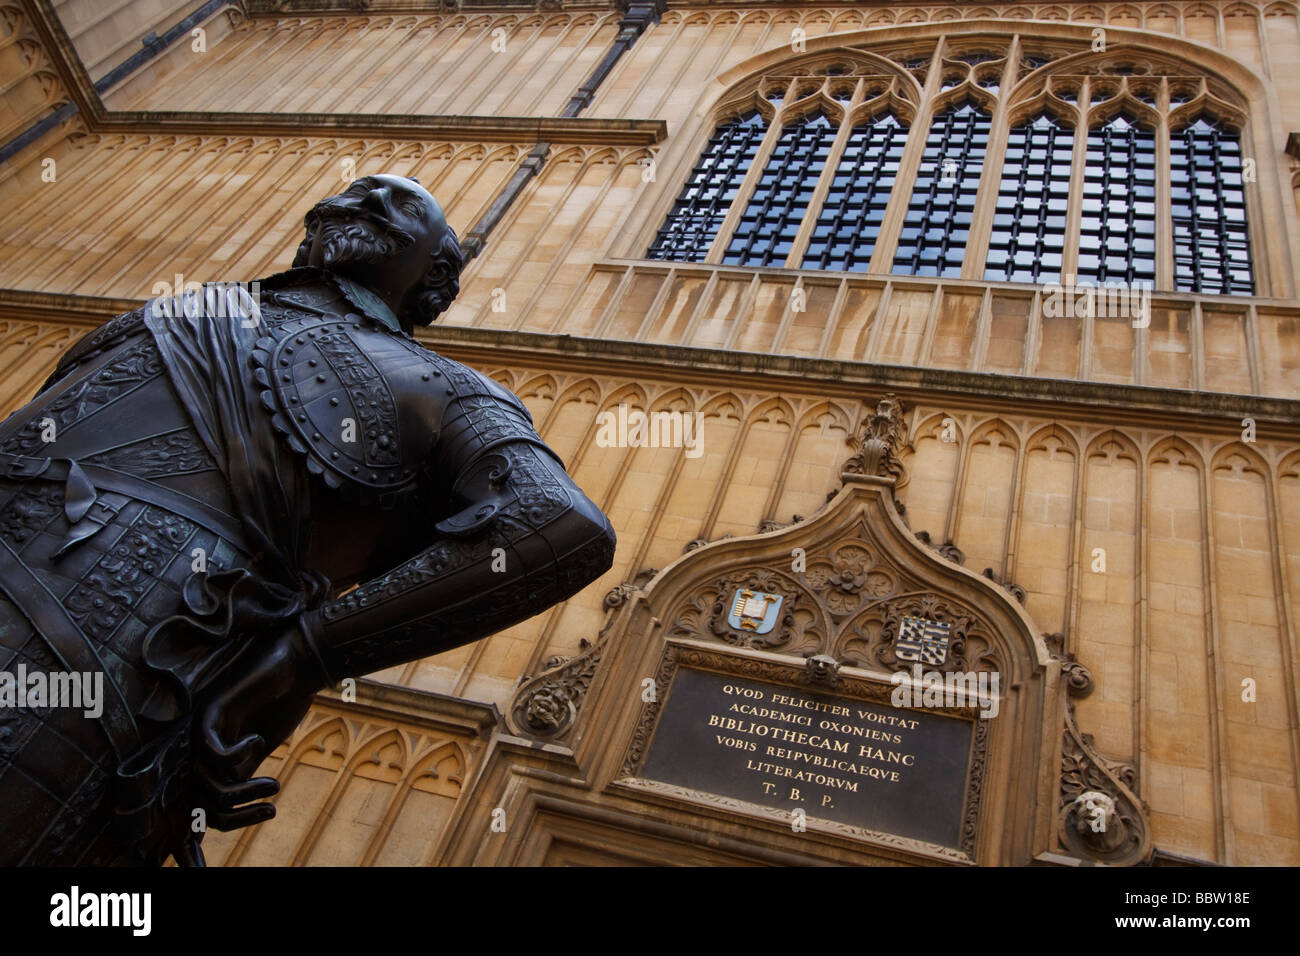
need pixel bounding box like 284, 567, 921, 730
105, 9, 620, 116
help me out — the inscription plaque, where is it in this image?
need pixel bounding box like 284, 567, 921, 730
640, 667, 977, 848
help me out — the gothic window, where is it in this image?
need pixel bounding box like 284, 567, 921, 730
724, 111, 839, 267
985, 112, 1072, 283
1170, 117, 1253, 294
802, 112, 909, 272
892, 101, 990, 277
647, 110, 767, 262
1076, 114, 1157, 286
644, 45, 1260, 296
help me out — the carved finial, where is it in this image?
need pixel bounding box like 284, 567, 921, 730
843, 393, 907, 484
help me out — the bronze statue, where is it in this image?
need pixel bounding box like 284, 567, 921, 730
0, 175, 616, 865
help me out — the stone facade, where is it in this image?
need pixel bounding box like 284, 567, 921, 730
1, 0, 1298, 865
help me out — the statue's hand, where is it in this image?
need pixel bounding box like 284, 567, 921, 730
193, 618, 328, 831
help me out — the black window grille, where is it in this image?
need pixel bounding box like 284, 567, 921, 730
802, 112, 909, 272
1171, 118, 1254, 294
892, 101, 991, 277
723, 111, 839, 267
646, 110, 767, 262
985, 112, 1073, 283
1077, 114, 1156, 286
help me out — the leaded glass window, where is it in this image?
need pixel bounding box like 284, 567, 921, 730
647, 110, 766, 262
1171, 118, 1253, 294
892, 101, 990, 277
723, 111, 838, 267
985, 113, 1072, 283
642, 49, 1260, 297
1076, 114, 1156, 286
803, 112, 909, 272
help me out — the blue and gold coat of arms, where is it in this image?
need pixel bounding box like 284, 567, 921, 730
727, 589, 783, 635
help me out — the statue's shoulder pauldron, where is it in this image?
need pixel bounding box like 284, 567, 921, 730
251, 311, 425, 496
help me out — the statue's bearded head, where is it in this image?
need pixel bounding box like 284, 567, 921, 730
293, 174, 464, 330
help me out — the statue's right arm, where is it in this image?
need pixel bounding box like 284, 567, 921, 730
298, 391, 617, 681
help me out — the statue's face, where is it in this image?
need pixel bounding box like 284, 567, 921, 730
305, 174, 448, 317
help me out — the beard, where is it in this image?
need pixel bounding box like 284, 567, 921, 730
312, 207, 415, 270
318, 218, 395, 268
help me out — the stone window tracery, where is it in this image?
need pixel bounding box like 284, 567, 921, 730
645, 40, 1259, 296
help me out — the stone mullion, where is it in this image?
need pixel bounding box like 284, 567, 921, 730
760, 402, 804, 526
507, 15, 608, 116
1131, 437, 1148, 790
1155, 86, 1174, 293
631, 266, 679, 343
697, 410, 753, 543
461, 18, 554, 115
1202, 450, 1233, 863
785, 90, 856, 269
1060, 84, 1090, 287
546, 264, 619, 337
432, 143, 531, 244
625, 424, 693, 577
263, 24, 362, 114
289, 747, 369, 866
943, 414, 974, 547
961, 38, 1019, 280
1063, 432, 1096, 655
860, 279, 892, 362
916, 284, 944, 366
356, 762, 421, 867
647, 14, 732, 120
151, 20, 267, 111
316, 20, 408, 114
677, 267, 721, 343
210, 24, 324, 112
768, 276, 804, 353
562, 257, 634, 336
814, 277, 850, 358
1263, 462, 1300, 850
1001, 430, 1031, 585
182, 23, 294, 112
41, 137, 233, 290
440, 18, 541, 115
95, 138, 260, 292
464, 153, 592, 326
703, 99, 786, 264
186, 138, 334, 271
512, 154, 628, 332
4, 135, 169, 274
867, 38, 944, 274
372, 15, 483, 112
971, 286, 993, 369
610, 12, 690, 117
721, 273, 763, 350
